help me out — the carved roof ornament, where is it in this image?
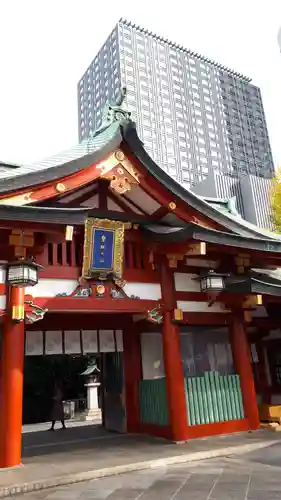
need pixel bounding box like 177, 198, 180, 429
93, 87, 131, 138
98, 149, 140, 195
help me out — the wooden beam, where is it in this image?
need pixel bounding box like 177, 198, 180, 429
182, 312, 229, 325
39, 267, 81, 279
207, 243, 281, 266
37, 265, 159, 282
25, 312, 133, 331
24, 296, 158, 314
98, 180, 108, 210
151, 206, 169, 220
263, 296, 281, 304
0, 220, 65, 234
152, 241, 199, 254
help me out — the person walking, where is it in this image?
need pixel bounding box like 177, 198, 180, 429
49, 381, 66, 431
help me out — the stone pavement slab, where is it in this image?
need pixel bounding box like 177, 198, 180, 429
0, 429, 280, 498
22, 419, 101, 435
14, 456, 281, 500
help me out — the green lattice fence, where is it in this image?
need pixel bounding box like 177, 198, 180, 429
185, 371, 244, 425
138, 378, 168, 426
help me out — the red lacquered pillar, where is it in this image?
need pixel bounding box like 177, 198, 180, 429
159, 257, 189, 441
123, 322, 142, 433
229, 312, 260, 429
0, 287, 25, 468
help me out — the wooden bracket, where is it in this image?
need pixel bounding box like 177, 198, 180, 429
167, 254, 185, 268
173, 308, 183, 321
235, 253, 250, 274
243, 294, 263, 310
9, 230, 34, 258
185, 242, 206, 256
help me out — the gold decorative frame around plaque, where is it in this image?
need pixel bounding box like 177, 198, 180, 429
82, 218, 131, 281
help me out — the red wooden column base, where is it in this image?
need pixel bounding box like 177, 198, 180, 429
162, 311, 189, 441
158, 255, 188, 441
0, 287, 25, 468
123, 323, 142, 433
229, 313, 260, 430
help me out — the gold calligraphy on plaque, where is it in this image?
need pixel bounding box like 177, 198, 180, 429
82, 218, 131, 281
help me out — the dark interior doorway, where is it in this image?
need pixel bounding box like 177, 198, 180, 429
23, 355, 98, 425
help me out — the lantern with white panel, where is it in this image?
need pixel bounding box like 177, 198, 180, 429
199, 270, 227, 293
6, 260, 42, 322
197, 270, 228, 307
6, 260, 41, 287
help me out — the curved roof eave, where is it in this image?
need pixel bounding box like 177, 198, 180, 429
122, 122, 281, 242
141, 224, 281, 253
0, 122, 123, 194
0, 117, 279, 245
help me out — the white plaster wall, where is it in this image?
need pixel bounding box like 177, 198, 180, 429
0, 265, 6, 311
141, 332, 164, 379
26, 279, 78, 298
177, 300, 228, 313
174, 273, 200, 292
25, 279, 161, 300
123, 283, 161, 300
0, 265, 6, 283
0, 295, 6, 309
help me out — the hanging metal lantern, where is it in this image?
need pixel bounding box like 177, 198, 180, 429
6, 260, 41, 287
199, 269, 227, 293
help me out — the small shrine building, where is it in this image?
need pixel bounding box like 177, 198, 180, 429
0, 92, 281, 468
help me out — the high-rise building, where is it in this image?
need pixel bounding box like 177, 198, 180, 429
78, 19, 274, 228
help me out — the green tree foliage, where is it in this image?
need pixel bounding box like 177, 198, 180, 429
271, 168, 281, 232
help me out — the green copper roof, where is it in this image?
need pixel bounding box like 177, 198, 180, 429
0, 121, 122, 181
0, 88, 131, 183
201, 195, 281, 241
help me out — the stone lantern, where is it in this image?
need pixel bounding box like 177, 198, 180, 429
80, 359, 101, 421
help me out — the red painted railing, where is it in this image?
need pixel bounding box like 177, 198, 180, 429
36, 240, 158, 282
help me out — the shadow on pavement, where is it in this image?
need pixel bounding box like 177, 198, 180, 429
22, 423, 116, 458
21, 424, 172, 461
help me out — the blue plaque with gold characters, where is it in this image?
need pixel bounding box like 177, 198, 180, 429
82, 218, 131, 281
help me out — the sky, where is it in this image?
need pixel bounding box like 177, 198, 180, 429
0, 0, 281, 166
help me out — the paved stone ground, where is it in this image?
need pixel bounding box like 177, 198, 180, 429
15, 451, 281, 500
0, 428, 280, 497
22, 418, 102, 435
